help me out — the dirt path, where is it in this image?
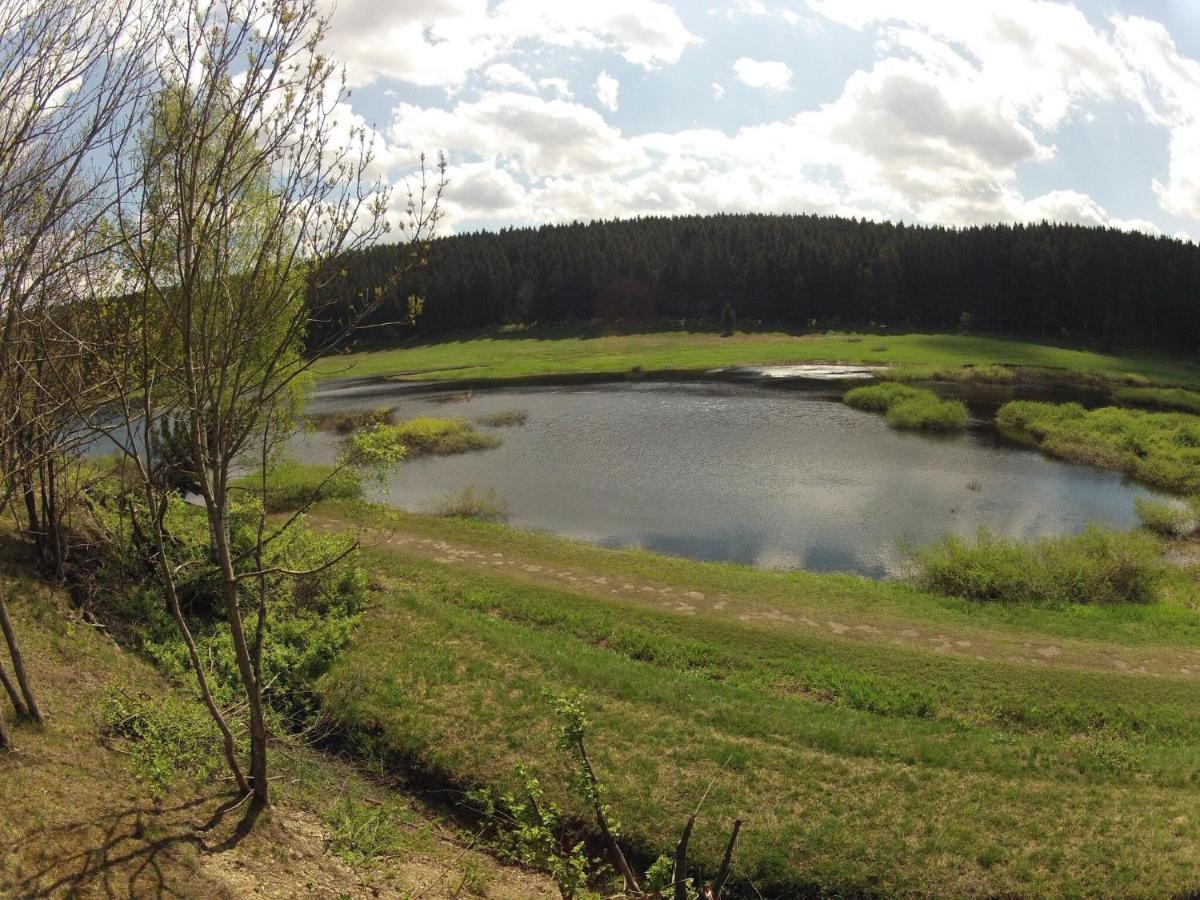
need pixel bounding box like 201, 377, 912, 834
311, 514, 1200, 681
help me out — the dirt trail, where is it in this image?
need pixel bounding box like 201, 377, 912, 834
311, 515, 1200, 681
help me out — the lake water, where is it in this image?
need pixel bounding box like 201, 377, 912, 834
296, 379, 1166, 578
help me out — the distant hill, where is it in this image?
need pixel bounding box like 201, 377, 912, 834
312, 214, 1200, 353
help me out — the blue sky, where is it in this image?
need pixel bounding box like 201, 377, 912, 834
322, 1, 1200, 240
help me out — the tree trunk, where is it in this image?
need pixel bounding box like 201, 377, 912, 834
673, 814, 695, 900
0, 704, 11, 751
149, 510, 250, 797
0, 580, 42, 724
211, 501, 270, 807
0, 661, 28, 718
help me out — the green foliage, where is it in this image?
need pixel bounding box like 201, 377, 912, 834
844, 382, 968, 431
1115, 386, 1200, 414
908, 527, 1165, 606
325, 794, 412, 866
429, 486, 509, 521
233, 459, 363, 512
100, 688, 225, 792
472, 765, 599, 900
1134, 497, 1198, 538
349, 417, 498, 467
719, 301, 736, 336
998, 401, 1200, 493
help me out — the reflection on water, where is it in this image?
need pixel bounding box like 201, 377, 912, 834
294, 380, 1166, 578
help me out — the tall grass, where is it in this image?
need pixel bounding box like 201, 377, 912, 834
1134, 497, 1199, 538
844, 382, 968, 431
474, 409, 529, 428
428, 486, 509, 521
907, 527, 1164, 605
1115, 386, 1200, 415
310, 406, 396, 434
349, 417, 500, 462
233, 460, 362, 512
997, 400, 1200, 493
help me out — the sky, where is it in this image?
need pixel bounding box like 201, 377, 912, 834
318, 0, 1200, 241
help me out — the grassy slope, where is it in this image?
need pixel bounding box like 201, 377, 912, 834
0, 555, 554, 899
315, 503, 1200, 898
312, 329, 1200, 387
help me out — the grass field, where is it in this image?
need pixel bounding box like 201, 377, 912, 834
312, 328, 1200, 388
314, 502, 1200, 897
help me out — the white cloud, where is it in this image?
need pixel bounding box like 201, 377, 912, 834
390, 91, 647, 178
595, 71, 620, 112
323, 0, 698, 89
484, 63, 538, 92
539, 77, 574, 99
712, 82, 726, 100
733, 57, 793, 91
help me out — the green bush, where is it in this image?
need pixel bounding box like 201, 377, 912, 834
349, 417, 499, 463
997, 401, 1200, 493
844, 382, 968, 431
1134, 497, 1198, 538
100, 688, 226, 792
908, 527, 1165, 606
234, 459, 363, 512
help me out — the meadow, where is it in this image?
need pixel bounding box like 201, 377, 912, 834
313, 502, 1200, 897
312, 328, 1200, 388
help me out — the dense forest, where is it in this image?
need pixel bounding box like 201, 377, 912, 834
313, 214, 1200, 352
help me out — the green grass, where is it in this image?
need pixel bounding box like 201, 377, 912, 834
907, 527, 1166, 605
318, 538, 1200, 897
313, 329, 1200, 388
232, 460, 363, 512
427, 486, 509, 521
997, 401, 1200, 494
1115, 386, 1200, 414
844, 382, 968, 431
1135, 497, 1199, 538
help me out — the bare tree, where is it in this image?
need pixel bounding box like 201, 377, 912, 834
93, 0, 442, 804
0, 0, 159, 743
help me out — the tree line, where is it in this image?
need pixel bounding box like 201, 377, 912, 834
314, 214, 1200, 352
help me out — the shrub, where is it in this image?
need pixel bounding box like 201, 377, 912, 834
908, 527, 1165, 606
429, 486, 509, 522
475, 408, 529, 428
233, 460, 363, 512
309, 406, 396, 435
100, 689, 226, 792
1134, 497, 1198, 538
349, 417, 499, 462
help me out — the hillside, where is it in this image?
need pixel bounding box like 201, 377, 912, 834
312, 214, 1200, 353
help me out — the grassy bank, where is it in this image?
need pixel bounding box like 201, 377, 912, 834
311, 502, 1200, 897
997, 401, 1200, 494
313, 329, 1200, 388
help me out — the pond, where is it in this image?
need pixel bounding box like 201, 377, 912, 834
295, 379, 1167, 578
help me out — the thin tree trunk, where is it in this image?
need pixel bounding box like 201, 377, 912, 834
576, 737, 639, 894
0, 703, 11, 751
150, 513, 251, 797
673, 814, 695, 900
212, 502, 270, 806
0, 579, 42, 724
710, 819, 742, 900
0, 660, 28, 718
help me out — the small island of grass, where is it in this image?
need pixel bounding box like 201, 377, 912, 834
844, 382, 969, 431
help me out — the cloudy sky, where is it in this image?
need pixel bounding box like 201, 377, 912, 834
321, 0, 1200, 241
